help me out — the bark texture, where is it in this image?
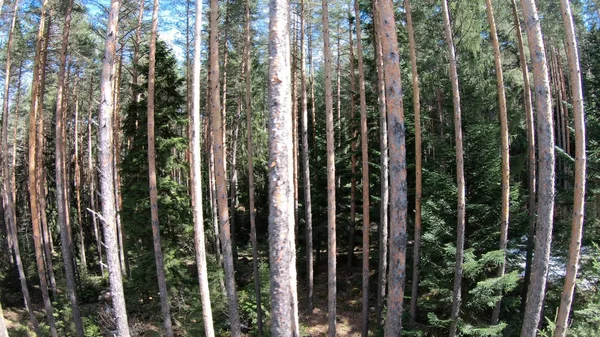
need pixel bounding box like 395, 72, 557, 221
441, 1, 467, 335
98, 0, 131, 334
267, 0, 300, 335
554, 0, 586, 335
519, 0, 556, 335
380, 0, 409, 334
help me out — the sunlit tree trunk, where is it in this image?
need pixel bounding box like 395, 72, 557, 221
27, 2, 58, 334
519, 0, 556, 335
229, 99, 241, 261
210, 0, 242, 333
54, 1, 84, 335
485, 0, 510, 324
300, 0, 313, 315
267, 0, 299, 334
354, 1, 370, 334
191, 0, 216, 333
98, 0, 131, 334
554, 1, 586, 335
321, 0, 337, 335
73, 80, 87, 276
441, 1, 466, 335
405, 0, 422, 325
373, 0, 388, 325
380, 0, 409, 335
132, 0, 145, 102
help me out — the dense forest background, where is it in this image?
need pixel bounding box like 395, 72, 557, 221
0, 0, 599, 336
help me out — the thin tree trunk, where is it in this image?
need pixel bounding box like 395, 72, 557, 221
132, 0, 145, 102
353, 1, 370, 334
54, 1, 85, 335
210, 0, 241, 334
27, 2, 58, 334
441, 1, 466, 336
37, 11, 56, 295
373, 0, 389, 326
11, 63, 23, 206
98, 0, 131, 334
300, 0, 313, 315
229, 99, 241, 262
485, 0, 510, 324
1, 1, 40, 334
74, 79, 87, 276
146, 1, 174, 335
191, 0, 215, 334
554, 0, 586, 335
87, 78, 104, 277
380, 0, 409, 335
347, 21, 357, 269
113, 52, 127, 276
321, 0, 337, 335
267, 0, 300, 334
1, 0, 19, 265
292, 10, 299, 245
221, 0, 229, 178
405, 0, 422, 325
245, 0, 263, 332
511, 0, 537, 314
308, 23, 317, 149
335, 23, 342, 192
519, 0, 556, 335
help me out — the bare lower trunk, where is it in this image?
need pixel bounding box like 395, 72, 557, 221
210, 1, 241, 334
485, 0, 510, 324
347, 22, 357, 269
373, 1, 389, 325
267, 0, 300, 334
380, 0, 409, 335
554, 1, 586, 335
441, 2, 467, 336
519, 0, 556, 335
98, 1, 131, 335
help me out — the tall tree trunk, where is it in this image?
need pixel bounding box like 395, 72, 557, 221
335, 23, 342, 192
308, 23, 317, 148
267, 0, 299, 334
10, 63, 22, 207
321, 0, 337, 335
88, 78, 104, 277
511, 0, 536, 314
347, 20, 357, 269
98, 0, 131, 335
27, 2, 58, 334
210, 0, 241, 334
554, 0, 586, 335
380, 0, 409, 335
146, 1, 174, 335
191, 0, 216, 334
353, 1, 370, 334
1, 0, 19, 265
292, 9, 299, 245
441, 1, 466, 336
73, 79, 87, 276
373, 0, 389, 325
1, 1, 41, 334
37, 10, 56, 295
405, 0, 422, 325
485, 0, 510, 324
221, 0, 229, 178
300, 0, 313, 315
229, 99, 241, 262
54, 1, 85, 335
245, 0, 263, 332
519, 0, 556, 335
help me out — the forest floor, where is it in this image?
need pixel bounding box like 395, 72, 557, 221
297, 250, 377, 337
